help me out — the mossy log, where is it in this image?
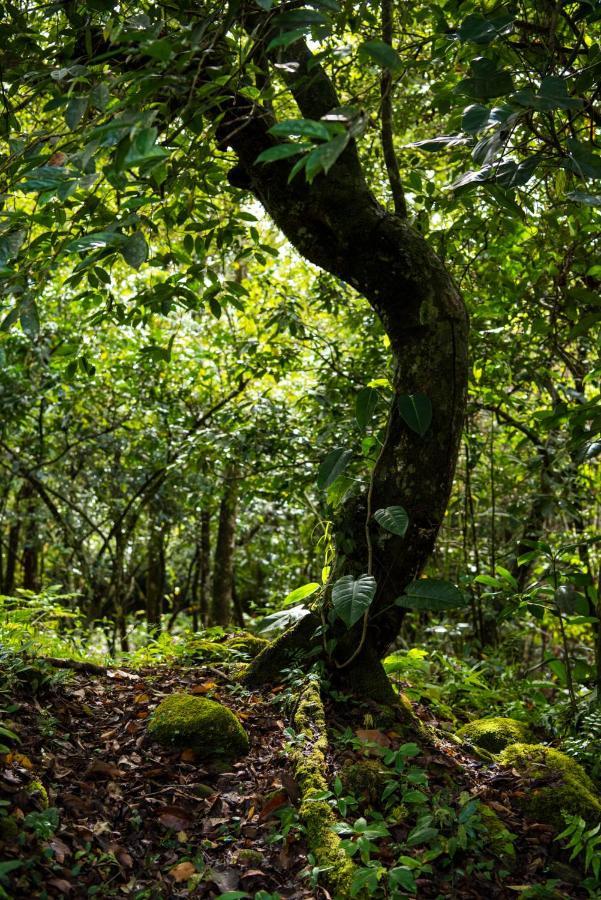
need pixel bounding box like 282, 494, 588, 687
289, 679, 364, 899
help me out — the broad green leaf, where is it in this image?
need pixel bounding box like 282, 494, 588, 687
398, 393, 432, 436
305, 134, 349, 180
374, 506, 409, 537
283, 582, 320, 607
409, 136, 470, 152
567, 139, 601, 179
396, 579, 467, 611
456, 12, 514, 45
355, 386, 378, 429
20, 299, 40, 338
566, 190, 601, 206
121, 232, 148, 269
65, 231, 125, 253
457, 58, 513, 100
269, 119, 331, 141
359, 40, 402, 72
331, 574, 377, 628
65, 96, 88, 130
462, 104, 490, 133
317, 447, 352, 489
256, 605, 311, 633
256, 143, 307, 164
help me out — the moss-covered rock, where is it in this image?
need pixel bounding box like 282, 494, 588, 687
147, 693, 249, 760
498, 743, 601, 824
226, 632, 269, 658
458, 717, 532, 754
341, 760, 390, 807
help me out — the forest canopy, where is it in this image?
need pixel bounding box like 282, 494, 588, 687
0, 0, 600, 897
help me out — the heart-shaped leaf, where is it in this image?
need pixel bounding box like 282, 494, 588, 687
398, 393, 432, 437
374, 506, 409, 537
396, 579, 466, 611
317, 447, 352, 490
332, 574, 377, 628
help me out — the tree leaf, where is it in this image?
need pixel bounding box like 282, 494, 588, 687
331, 574, 377, 628
282, 582, 320, 607
269, 118, 331, 141
396, 579, 467, 611
65, 96, 88, 130
462, 104, 490, 133
317, 447, 352, 489
305, 133, 349, 180
359, 40, 402, 71
398, 393, 432, 436
121, 232, 148, 269
355, 386, 378, 429
374, 506, 409, 537
256, 143, 307, 164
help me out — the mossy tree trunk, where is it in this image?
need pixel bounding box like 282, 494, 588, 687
216, 26, 468, 696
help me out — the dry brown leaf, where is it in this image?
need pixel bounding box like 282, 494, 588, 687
169, 861, 196, 882
86, 760, 123, 779
180, 748, 197, 763
159, 805, 193, 830
48, 877, 72, 894
355, 728, 392, 749
47, 836, 71, 863
258, 790, 288, 821
190, 682, 217, 694
134, 693, 150, 704
3, 752, 33, 770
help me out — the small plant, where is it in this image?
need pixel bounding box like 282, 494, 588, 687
556, 813, 601, 881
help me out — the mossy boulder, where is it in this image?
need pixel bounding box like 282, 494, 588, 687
148, 693, 249, 760
226, 632, 269, 658
458, 717, 532, 754
498, 743, 601, 824
341, 760, 390, 807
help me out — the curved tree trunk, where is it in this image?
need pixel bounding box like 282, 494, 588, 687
220, 35, 469, 692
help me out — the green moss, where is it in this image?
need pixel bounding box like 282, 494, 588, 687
498, 743, 601, 824
147, 693, 249, 760
0, 816, 19, 841
226, 632, 269, 658
290, 681, 363, 899
458, 717, 532, 753
26, 779, 49, 809
341, 760, 389, 807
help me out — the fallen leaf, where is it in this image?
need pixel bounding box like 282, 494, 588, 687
159, 806, 193, 830
134, 693, 150, 704
258, 790, 288, 821
86, 760, 123, 779
48, 151, 67, 167
3, 752, 33, 770
180, 749, 197, 763
355, 728, 392, 750
48, 877, 72, 894
169, 861, 196, 882
47, 836, 71, 863
190, 682, 217, 694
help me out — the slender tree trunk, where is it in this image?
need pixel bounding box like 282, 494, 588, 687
22, 483, 39, 591
211, 464, 240, 627
3, 515, 20, 595
199, 508, 211, 627
146, 512, 165, 631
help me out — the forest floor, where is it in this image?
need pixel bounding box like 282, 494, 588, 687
0, 663, 589, 899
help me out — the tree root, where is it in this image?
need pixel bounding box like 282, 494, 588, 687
289, 679, 363, 899
40, 657, 107, 675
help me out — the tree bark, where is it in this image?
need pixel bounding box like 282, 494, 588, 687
211, 464, 240, 627
146, 510, 166, 630
218, 40, 468, 689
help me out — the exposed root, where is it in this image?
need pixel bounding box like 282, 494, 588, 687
290, 679, 362, 899
40, 657, 106, 674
